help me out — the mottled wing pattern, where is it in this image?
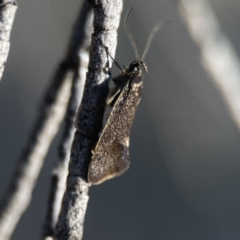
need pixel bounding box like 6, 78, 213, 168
88, 76, 143, 184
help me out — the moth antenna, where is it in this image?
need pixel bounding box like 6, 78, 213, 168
141, 22, 164, 61
141, 61, 148, 73
125, 8, 140, 60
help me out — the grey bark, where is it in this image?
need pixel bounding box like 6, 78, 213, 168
0, 0, 17, 81
54, 0, 123, 239
42, 2, 93, 239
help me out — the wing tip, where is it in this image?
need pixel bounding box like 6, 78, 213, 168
88, 163, 130, 185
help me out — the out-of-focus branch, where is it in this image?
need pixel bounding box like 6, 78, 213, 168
54, 0, 123, 239
42, 2, 93, 239
0, 3, 94, 240
0, 0, 17, 81
176, 0, 240, 130
0, 70, 72, 240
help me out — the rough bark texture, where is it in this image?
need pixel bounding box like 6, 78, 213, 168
0, 0, 17, 81
54, 0, 123, 239
42, 2, 93, 239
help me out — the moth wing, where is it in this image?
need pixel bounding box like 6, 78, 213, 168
88, 139, 130, 184
88, 77, 142, 184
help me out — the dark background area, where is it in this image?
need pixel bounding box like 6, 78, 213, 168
1, 0, 240, 239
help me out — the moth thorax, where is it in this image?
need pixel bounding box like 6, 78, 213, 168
133, 77, 143, 86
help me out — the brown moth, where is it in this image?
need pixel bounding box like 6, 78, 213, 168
88, 9, 161, 184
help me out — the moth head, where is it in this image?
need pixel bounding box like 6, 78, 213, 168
128, 60, 147, 77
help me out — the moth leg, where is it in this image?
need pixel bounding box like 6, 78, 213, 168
105, 47, 126, 72
107, 87, 121, 106
126, 77, 133, 97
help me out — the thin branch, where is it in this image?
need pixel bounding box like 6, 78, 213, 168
0, 3, 94, 240
0, 70, 72, 240
54, 0, 123, 239
176, 0, 240, 131
0, 0, 17, 81
42, 2, 93, 239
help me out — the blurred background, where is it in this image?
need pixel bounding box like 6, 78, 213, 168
1, 0, 240, 239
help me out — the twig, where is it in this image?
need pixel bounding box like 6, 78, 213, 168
54, 0, 123, 239
0, 71, 72, 240
42, 2, 93, 239
0, 3, 94, 240
0, 0, 17, 81
176, 0, 240, 130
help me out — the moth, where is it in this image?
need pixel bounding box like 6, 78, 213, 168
88, 9, 161, 184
